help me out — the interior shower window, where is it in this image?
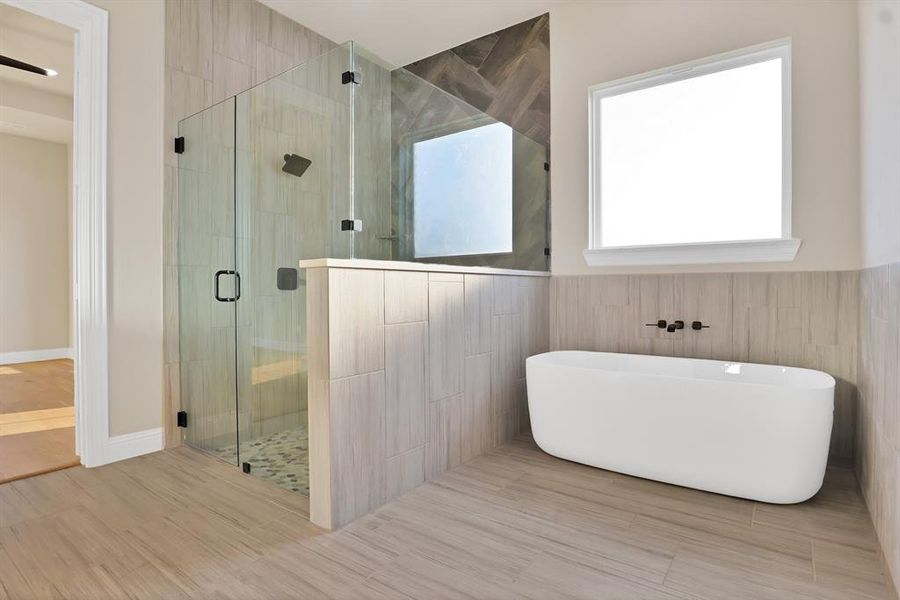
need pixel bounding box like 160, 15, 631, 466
413, 122, 513, 258
590, 41, 790, 249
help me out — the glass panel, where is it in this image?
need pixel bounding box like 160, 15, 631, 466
177, 97, 238, 461
234, 43, 353, 495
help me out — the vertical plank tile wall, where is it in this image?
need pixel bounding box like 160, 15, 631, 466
307, 267, 549, 529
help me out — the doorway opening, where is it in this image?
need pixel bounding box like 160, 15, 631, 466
0, 3, 77, 482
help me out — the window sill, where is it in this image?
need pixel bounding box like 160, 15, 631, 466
583, 238, 802, 267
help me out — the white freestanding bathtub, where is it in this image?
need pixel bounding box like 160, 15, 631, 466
526, 351, 835, 504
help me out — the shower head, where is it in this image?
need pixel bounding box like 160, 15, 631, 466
282, 154, 312, 178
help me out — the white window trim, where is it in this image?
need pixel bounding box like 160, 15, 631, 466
586, 38, 798, 267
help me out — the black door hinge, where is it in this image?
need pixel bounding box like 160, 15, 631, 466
242, 462, 251, 474
341, 219, 363, 231
174, 137, 185, 154
176, 411, 187, 428
341, 70, 360, 85
543, 162, 550, 171
544, 247, 551, 257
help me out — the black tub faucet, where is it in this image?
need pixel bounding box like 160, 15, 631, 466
666, 320, 685, 333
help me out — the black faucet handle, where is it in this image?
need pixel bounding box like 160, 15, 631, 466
645, 320, 667, 329
691, 321, 711, 330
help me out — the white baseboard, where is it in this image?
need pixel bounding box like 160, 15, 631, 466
105, 427, 164, 464
0, 347, 74, 365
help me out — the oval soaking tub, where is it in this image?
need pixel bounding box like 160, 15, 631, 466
526, 351, 835, 504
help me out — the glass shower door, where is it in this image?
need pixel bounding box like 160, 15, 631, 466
233, 44, 354, 494
177, 98, 239, 461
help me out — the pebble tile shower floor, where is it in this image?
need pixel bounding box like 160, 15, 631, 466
212, 425, 309, 495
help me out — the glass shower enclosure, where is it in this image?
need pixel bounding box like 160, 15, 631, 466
176, 42, 548, 495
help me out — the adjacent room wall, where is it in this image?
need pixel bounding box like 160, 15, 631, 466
856, 0, 900, 595
550, 0, 860, 275
0, 133, 70, 357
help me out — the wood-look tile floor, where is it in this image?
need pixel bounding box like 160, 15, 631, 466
0, 360, 79, 483
0, 436, 895, 600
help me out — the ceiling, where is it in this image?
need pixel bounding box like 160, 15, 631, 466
258, 0, 564, 67
0, 3, 73, 144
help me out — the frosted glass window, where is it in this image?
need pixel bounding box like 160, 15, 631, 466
413, 122, 513, 258
590, 43, 790, 249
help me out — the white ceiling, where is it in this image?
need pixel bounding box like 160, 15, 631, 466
0, 3, 73, 144
258, 0, 564, 67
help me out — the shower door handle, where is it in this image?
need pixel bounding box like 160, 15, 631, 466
214, 270, 240, 302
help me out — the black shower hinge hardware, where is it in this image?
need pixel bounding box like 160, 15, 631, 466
543, 162, 550, 172
341, 70, 361, 85
242, 462, 251, 474
544, 247, 551, 257
341, 218, 363, 232
691, 321, 711, 330
176, 411, 187, 428
174, 137, 185, 154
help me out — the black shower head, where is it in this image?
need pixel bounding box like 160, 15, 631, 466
282, 154, 312, 178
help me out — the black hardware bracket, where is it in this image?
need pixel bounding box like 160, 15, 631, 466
242, 462, 251, 474
645, 320, 667, 329
176, 411, 187, 428
174, 137, 185, 154
691, 321, 711, 330
341, 70, 360, 85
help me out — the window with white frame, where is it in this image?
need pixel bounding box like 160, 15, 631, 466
586, 39, 799, 266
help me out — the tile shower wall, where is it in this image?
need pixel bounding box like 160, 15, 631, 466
550, 271, 859, 463
307, 267, 549, 528
164, 0, 337, 447
858, 263, 900, 595
404, 14, 550, 148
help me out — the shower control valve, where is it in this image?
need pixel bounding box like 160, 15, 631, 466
340, 219, 363, 232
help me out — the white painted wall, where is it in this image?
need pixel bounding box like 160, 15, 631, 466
86, 0, 165, 436
0, 133, 71, 355
859, 0, 900, 269
550, 0, 861, 275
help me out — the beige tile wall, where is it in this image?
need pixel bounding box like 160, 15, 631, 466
550, 271, 860, 463
307, 267, 549, 529
164, 0, 337, 448
858, 262, 900, 595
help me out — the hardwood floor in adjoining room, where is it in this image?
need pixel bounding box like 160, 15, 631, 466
0, 436, 895, 599
0, 359, 79, 483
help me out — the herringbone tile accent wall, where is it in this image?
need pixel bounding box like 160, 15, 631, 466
404, 14, 550, 148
